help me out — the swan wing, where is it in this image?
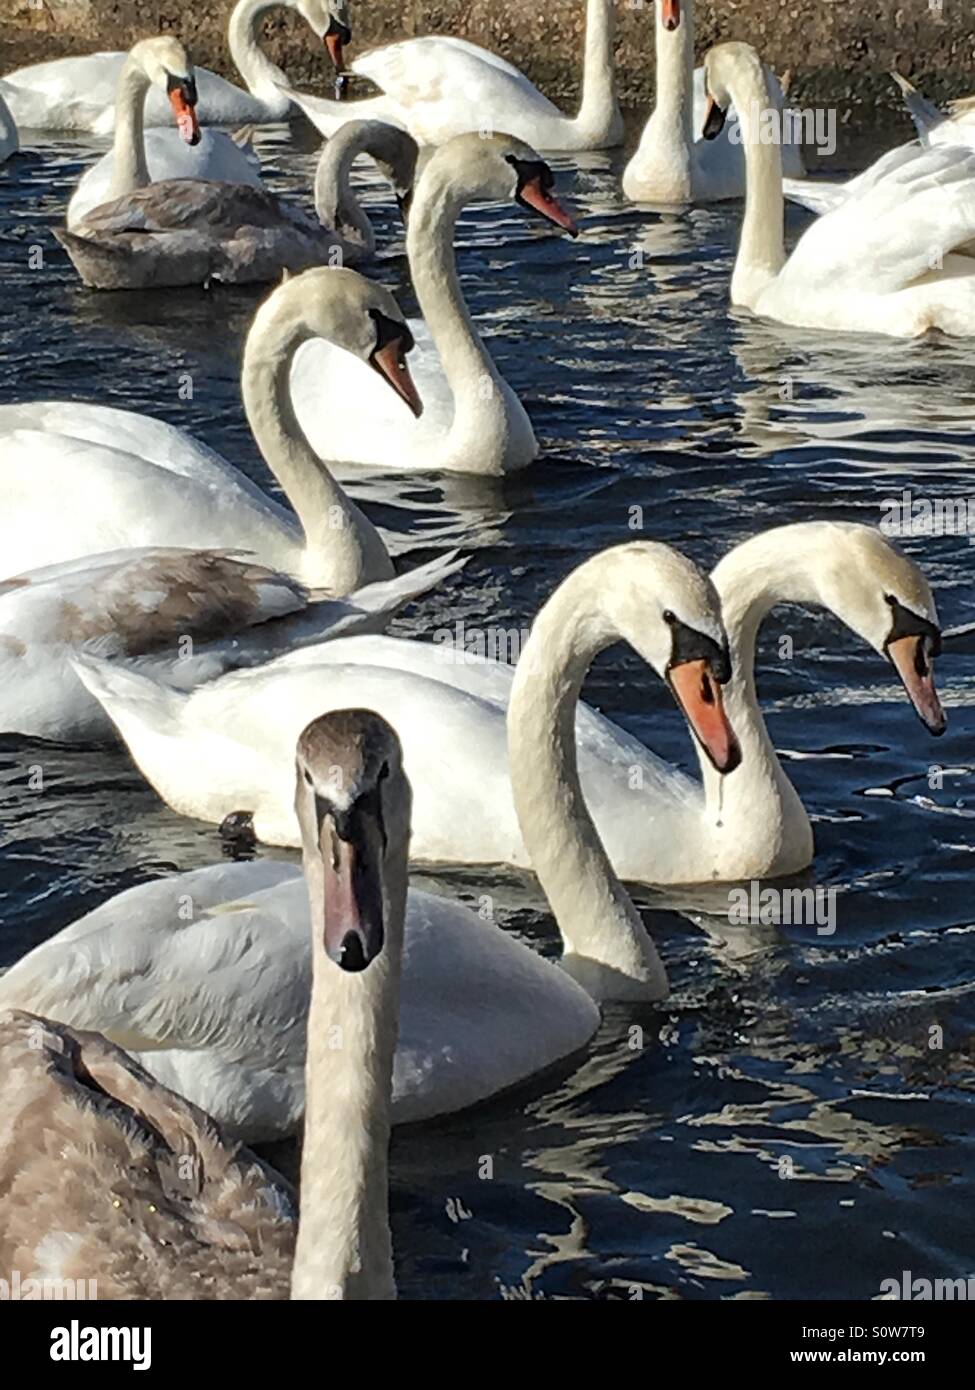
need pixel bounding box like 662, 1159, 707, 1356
351, 37, 559, 121
0, 53, 125, 131
782, 144, 975, 295
0, 864, 307, 1055
69, 129, 264, 226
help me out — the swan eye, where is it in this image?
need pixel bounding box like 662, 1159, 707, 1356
304, 769, 314, 787
662, 609, 676, 624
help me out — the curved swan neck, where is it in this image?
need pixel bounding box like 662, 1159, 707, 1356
290, 849, 407, 1301
109, 55, 152, 201
653, 0, 694, 141
575, 0, 621, 140
508, 558, 668, 1003
313, 124, 399, 253
241, 296, 391, 591
406, 157, 515, 456
697, 532, 820, 843
726, 58, 786, 302
227, 0, 292, 100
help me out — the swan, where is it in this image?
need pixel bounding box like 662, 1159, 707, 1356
0, 266, 441, 595
281, 0, 622, 150
782, 74, 975, 221
0, 0, 349, 134
0, 545, 740, 1143
59, 119, 418, 290
71, 524, 944, 885
703, 42, 975, 338
290, 133, 578, 475
0, 89, 17, 162
0, 709, 415, 1299
63, 37, 263, 234
0, 546, 462, 742
72, 540, 745, 872
622, 0, 803, 205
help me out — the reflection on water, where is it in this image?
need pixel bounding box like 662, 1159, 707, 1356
1, 114, 975, 1300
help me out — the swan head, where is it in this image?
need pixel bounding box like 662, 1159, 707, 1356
595, 543, 741, 775
702, 42, 764, 141
130, 37, 200, 146
301, 0, 352, 72
435, 133, 578, 236
659, 0, 681, 33
264, 267, 423, 418
295, 709, 411, 974
801, 524, 946, 736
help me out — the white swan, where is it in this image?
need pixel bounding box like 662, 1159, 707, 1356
0, 545, 739, 1143
59, 118, 418, 290
72, 524, 944, 885
0, 0, 348, 134
0, 546, 462, 742
0, 89, 17, 162
622, 0, 803, 205
290, 133, 577, 475
782, 73, 975, 221
64, 38, 261, 233
0, 709, 415, 1300
703, 42, 975, 337
282, 0, 622, 150
72, 541, 745, 872
0, 266, 442, 595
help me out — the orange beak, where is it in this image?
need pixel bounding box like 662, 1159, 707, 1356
325, 32, 344, 70
887, 635, 947, 735
517, 177, 579, 237
661, 0, 681, 30
668, 659, 741, 774
371, 337, 423, 418
169, 87, 200, 146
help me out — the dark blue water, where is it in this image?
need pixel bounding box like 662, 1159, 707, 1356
2, 114, 975, 1300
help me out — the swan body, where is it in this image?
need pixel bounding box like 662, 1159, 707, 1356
0, 547, 741, 1145
0, 267, 429, 594
705, 42, 975, 338
282, 0, 622, 150
622, 0, 803, 205
0, 546, 463, 742
61, 120, 417, 290
0, 710, 413, 1300
0, 0, 345, 133
0, 865, 598, 1142
73, 525, 944, 885
290, 133, 577, 474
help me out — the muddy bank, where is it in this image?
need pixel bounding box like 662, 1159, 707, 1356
3, 0, 974, 107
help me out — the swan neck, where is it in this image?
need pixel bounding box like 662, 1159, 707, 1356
227, 0, 291, 98
507, 563, 668, 1002
109, 56, 151, 200
698, 535, 814, 840
733, 64, 787, 296
313, 125, 375, 252
241, 302, 387, 591
654, 0, 694, 140
290, 854, 406, 1301
407, 163, 510, 451
576, 0, 620, 134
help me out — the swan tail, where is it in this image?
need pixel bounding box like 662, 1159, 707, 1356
71, 656, 186, 738
890, 70, 946, 142
781, 177, 846, 217
326, 549, 468, 619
